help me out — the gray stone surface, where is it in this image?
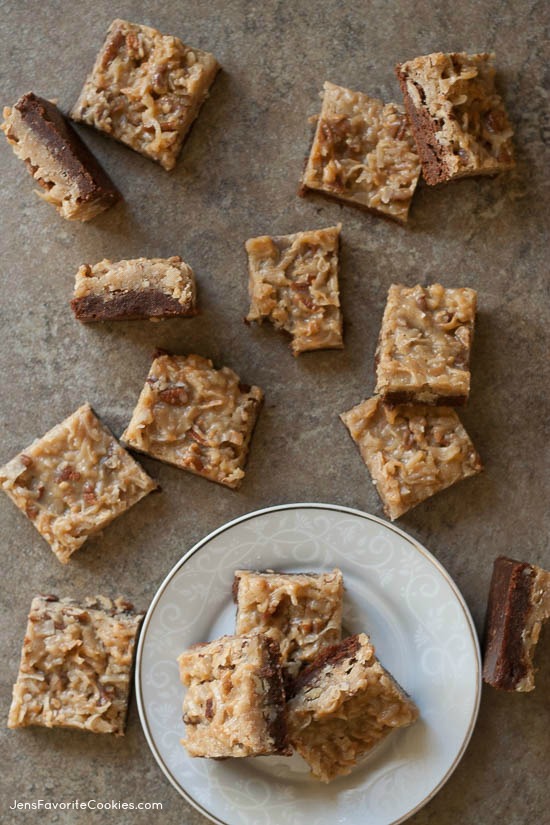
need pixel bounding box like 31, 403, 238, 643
0, 0, 548, 823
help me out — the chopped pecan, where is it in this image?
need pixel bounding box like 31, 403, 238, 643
188, 428, 208, 445
20, 454, 33, 468
158, 385, 190, 406
82, 481, 97, 506
55, 465, 81, 483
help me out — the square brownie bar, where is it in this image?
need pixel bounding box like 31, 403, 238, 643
71, 19, 219, 170
301, 82, 421, 223
234, 569, 343, 680
0, 404, 157, 563
396, 52, 515, 185
245, 225, 343, 355
483, 556, 550, 691
286, 634, 418, 782
375, 283, 477, 406
340, 396, 482, 520
121, 353, 263, 489
178, 633, 290, 757
8, 595, 143, 735
1, 92, 120, 221
71, 256, 198, 321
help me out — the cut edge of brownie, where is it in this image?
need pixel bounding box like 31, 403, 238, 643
261, 636, 292, 755
10, 92, 121, 207
395, 67, 448, 186
482, 556, 545, 691
71, 289, 198, 321
382, 390, 468, 407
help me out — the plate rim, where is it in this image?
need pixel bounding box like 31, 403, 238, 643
135, 502, 482, 825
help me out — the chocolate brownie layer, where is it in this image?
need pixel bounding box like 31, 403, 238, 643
483, 556, 550, 691
72, 289, 196, 321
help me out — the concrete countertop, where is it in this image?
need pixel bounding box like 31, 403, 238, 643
0, 1, 548, 823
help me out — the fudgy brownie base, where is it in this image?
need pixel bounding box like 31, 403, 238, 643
71, 256, 197, 321
1, 93, 120, 221
483, 556, 550, 691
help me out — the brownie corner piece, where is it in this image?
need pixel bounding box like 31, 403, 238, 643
234, 568, 344, 678
71, 256, 198, 322
340, 396, 482, 520
1, 92, 120, 221
8, 594, 143, 735
0, 403, 157, 563
301, 81, 420, 223
483, 556, 550, 691
71, 19, 219, 170
375, 283, 477, 405
245, 224, 343, 355
178, 633, 290, 757
287, 633, 418, 781
121, 353, 263, 488
396, 52, 515, 185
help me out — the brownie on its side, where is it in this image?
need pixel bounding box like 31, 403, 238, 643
121, 353, 263, 489
483, 556, 550, 691
340, 396, 482, 520
0, 404, 157, 563
301, 81, 420, 224
8, 595, 143, 735
375, 283, 477, 406
245, 225, 343, 356
396, 52, 514, 185
71, 19, 219, 170
178, 634, 291, 758
1, 93, 120, 221
71, 256, 198, 322
234, 569, 343, 680
286, 634, 418, 782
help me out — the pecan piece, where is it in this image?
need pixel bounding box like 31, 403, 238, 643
158, 385, 190, 405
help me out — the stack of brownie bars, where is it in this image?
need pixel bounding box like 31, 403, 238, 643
2, 16, 549, 779
179, 569, 418, 782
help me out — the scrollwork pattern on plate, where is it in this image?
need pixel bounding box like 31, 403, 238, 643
137, 505, 480, 825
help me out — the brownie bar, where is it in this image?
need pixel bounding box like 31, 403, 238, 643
8, 595, 143, 735
234, 569, 343, 680
178, 633, 290, 758
245, 225, 343, 355
396, 52, 514, 185
71, 256, 198, 322
71, 19, 219, 170
301, 82, 420, 223
286, 633, 418, 782
483, 556, 550, 691
1, 92, 120, 221
121, 353, 263, 489
0, 404, 157, 563
375, 284, 477, 406
340, 396, 482, 520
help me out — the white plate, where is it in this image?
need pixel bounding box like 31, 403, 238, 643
136, 504, 481, 825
